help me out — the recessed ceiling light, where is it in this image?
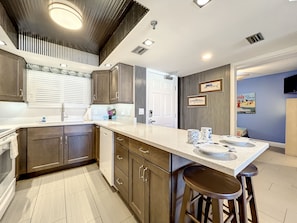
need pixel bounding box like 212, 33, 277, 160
193, 0, 212, 8
48, 0, 83, 30
143, 39, 154, 46
0, 40, 6, 46
60, 63, 67, 68
105, 63, 112, 67
202, 53, 212, 61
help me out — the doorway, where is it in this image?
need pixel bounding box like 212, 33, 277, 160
146, 69, 178, 128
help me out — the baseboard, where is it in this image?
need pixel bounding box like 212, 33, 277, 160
252, 138, 285, 149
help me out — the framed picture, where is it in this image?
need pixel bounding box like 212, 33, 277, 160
237, 92, 256, 114
187, 95, 207, 107
199, 79, 223, 93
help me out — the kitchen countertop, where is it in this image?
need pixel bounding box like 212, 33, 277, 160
0, 120, 269, 176
96, 121, 269, 176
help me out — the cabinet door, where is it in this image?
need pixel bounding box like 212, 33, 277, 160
64, 125, 94, 164
0, 49, 26, 102
109, 65, 119, 103
16, 128, 27, 178
95, 125, 100, 163
144, 160, 170, 223
117, 63, 133, 103
129, 152, 145, 223
92, 70, 110, 104
27, 127, 64, 173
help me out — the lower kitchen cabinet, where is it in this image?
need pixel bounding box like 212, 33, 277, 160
16, 128, 27, 178
64, 125, 93, 164
27, 125, 94, 173
129, 151, 170, 223
114, 133, 129, 203
27, 127, 64, 173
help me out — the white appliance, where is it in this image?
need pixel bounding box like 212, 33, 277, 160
99, 127, 114, 186
0, 130, 18, 219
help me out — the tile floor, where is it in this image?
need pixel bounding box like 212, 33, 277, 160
1, 147, 297, 223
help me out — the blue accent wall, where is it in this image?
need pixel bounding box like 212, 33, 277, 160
237, 70, 297, 143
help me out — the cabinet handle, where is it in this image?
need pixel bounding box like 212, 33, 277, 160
60, 136, 63, 145
116, 137, 124, 141
143, 167, 148, 183
116, 178, 123, 185
116, 155, 123, 160
139, 147, 150, 154
116, 91, 119, 99
19, 89, 23, 97
93, 94, 97, 100
65, 136, 68, 145
139, 165, 144, 179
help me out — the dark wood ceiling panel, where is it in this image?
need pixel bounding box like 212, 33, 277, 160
0, 0, 147, 55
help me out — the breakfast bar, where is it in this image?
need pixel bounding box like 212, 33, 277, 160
96, 121, 269, 176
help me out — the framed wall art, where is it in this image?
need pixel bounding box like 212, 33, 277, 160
199, 79, 223, 93
187, 95, 207, 107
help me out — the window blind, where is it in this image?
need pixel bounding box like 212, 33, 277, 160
27, 70, 91, 107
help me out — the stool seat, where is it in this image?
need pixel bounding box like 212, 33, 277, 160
183, 165, 242, 200
180, 165, 242, 223
238, 164, 258, 178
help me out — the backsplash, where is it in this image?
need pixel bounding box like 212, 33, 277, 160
0, 101, 135, 124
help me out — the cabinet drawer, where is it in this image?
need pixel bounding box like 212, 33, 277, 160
114, 143, 128, 174
114, 166, 128, 202
129, 139, 170, 172
114, 133, 129, 148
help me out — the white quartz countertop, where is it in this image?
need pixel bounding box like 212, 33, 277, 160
0, 120, 269, 176
96, 121, 269, 176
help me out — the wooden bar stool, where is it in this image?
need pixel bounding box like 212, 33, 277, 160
179, 165, 242, 223
237, 164, 259, 223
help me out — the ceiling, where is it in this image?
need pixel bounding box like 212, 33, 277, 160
1, 0, 297, 78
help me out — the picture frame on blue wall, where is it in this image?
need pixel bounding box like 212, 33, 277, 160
237, 92, 256, 114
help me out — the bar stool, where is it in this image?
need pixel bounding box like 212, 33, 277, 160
237, 164, 259, 223
179, 165, 242, 223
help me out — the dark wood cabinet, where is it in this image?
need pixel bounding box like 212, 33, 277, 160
91, 70, 110, 104
114, 133, 129, 203
64, 125, 94, 164
95, 125, 100, 164
0, 49, 26, 102
129, 139, 171, 223
27, 125, 94, 173
16, 128, 27, 178
27, 127, 64, 173
109, 63, 133, 104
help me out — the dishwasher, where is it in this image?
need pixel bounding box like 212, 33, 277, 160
99, 127, 114, 186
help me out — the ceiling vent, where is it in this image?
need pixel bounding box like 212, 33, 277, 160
132, 46, 148, 55
246, 32, 264, 44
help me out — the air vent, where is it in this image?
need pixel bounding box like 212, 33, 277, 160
132, 46, 148, 55
246, 32, 264, 44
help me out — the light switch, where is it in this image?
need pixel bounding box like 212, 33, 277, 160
139, 108, 144, 115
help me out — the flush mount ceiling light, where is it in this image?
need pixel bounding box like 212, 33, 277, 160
143, 39, 154, 46
202, 53, 212, 61
0, 40, 6, 46
193, 0, 212, 8
48, 0, 83, 30
60, 63, 67, 68
105, 63, 112, 67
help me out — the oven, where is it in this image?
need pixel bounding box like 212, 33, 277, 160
0, 129, 18, 219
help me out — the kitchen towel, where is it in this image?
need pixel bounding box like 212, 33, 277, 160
10, 133, 18, 159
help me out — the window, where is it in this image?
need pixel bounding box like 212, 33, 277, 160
27, 70, 90, 107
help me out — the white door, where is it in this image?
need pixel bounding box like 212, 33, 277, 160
146, 69, 178, 128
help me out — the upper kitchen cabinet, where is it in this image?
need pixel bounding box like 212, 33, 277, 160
0, 49, 26, 102
110, 63, 133, 104
91, 70, 110, 104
